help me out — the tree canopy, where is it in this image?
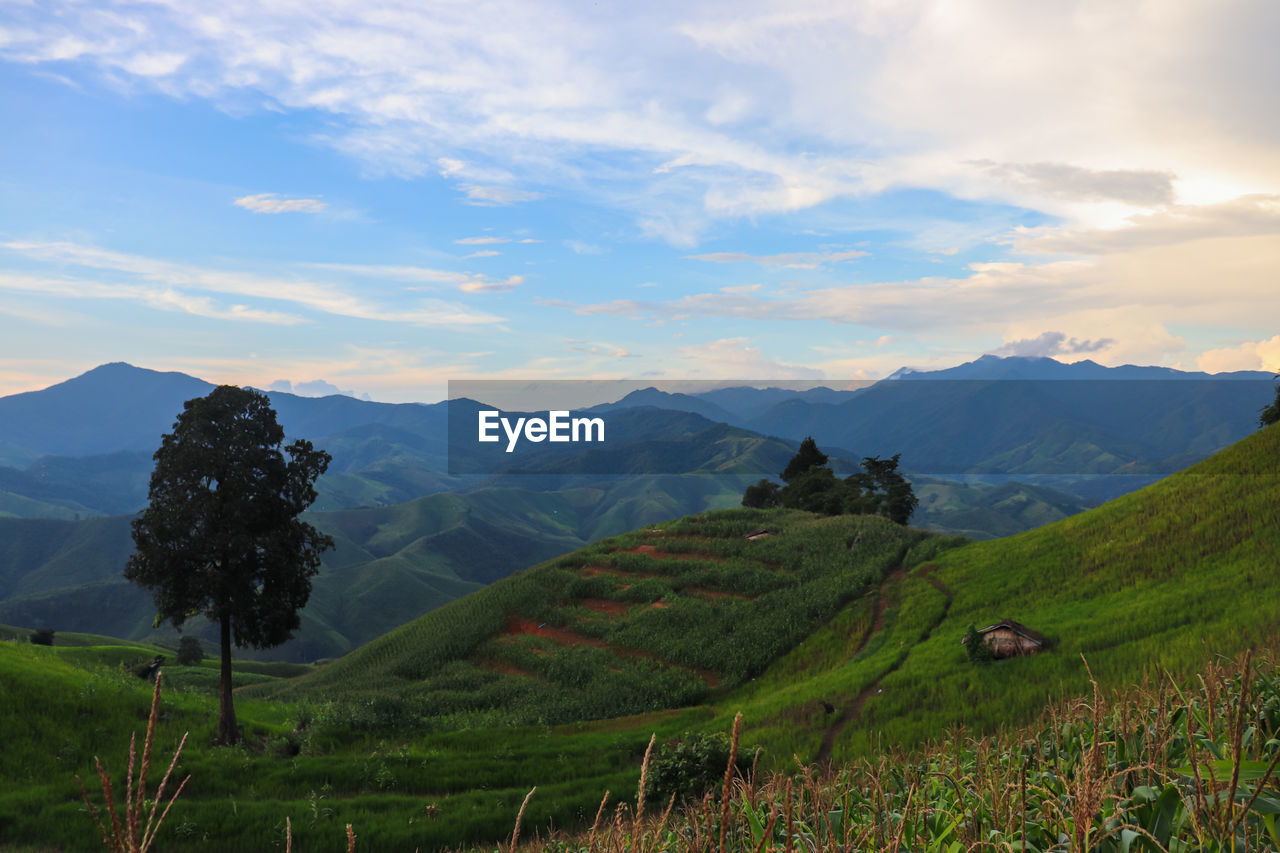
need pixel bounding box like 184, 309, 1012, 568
1262, 378, 1280, 428
741, 478, 782, 508
744, 439, 919, 525
125, 385, 332, 745
780, 436, 828, 483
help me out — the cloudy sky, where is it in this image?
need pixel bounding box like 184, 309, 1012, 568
1, 0, 1277, 401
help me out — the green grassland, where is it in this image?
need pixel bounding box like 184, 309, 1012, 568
723, 420, 1280, 765
0, 425, 1276, 850
0, 636, 691, 850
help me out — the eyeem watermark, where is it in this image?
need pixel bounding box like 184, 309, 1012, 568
478, 410, 605, 453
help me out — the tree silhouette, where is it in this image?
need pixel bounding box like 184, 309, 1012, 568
1262, 377, 1280, 428
741, 478, 782, 508
780, 437, 828, 483
125, 386, 332, 745
847, 454, 919, 525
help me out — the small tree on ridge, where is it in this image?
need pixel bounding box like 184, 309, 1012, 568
1262, 377, 1280, 428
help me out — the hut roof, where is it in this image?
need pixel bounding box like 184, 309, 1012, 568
744, 527, 771, 540
976, 618, 1048, 646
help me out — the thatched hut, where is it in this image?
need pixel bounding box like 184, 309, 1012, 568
963, 618, 1047, 659
744, 527, 771, 541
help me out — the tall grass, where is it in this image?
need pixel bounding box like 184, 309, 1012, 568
521, 650, 1280, 853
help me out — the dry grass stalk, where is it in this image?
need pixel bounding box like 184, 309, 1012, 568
587, 790, 609, 853
636, 733, 655, 825
346, 822, 356, 852
719, 712, 741, 853
76, 673, 190, 853
285, 816, 292, 853
509, 786, 536, 853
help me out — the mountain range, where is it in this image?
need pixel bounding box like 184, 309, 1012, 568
0, 357, 1271, 660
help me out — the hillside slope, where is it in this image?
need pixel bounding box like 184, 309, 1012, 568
260, 422, 1278, 765
0, 476, 749, 661
248, 510, 942, 725
730, 421, 1280, 763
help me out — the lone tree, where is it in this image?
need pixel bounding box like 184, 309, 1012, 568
126, 386, 333, 745
1262, 377, 1280, 428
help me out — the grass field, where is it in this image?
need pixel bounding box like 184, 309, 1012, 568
0, 424, 1276, 850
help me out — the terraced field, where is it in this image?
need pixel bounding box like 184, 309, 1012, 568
250, 509, 944, 728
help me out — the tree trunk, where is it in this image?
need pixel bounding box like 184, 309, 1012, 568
218, 612, 238, 746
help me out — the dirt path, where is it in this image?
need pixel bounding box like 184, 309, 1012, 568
815, 564, 954, 765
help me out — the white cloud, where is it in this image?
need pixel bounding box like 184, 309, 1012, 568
1011, 195, 1280, 256
465, 250, 501, 258
306, 262, 516, 292
234, 193, 328, 214
437, 158, 466, 177
991, 331, 1114, 359
10, 0, 1276, 238
547, 198, 1280, 369
454, 236, 509, 245
1197, 335, 1280, 373
972, 161, 1176, 207
1, 241, 507, 326
459, 275, 523, 294
268, 378, 371, 399
564, 239, 606, 255
689, 248, 867, 269
0, 269, 307, 325
564, 340, 637, 358
459, 185, 544, 206
674, 337, 823, 379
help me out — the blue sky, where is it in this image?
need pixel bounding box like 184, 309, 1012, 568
1, 1, 1278, 402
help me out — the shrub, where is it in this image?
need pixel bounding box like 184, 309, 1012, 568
644, 731, 747, 806
963, 624, 994, 664
30, 627, 55, 646
176, 636, 204, 666
742, 478, 782, 508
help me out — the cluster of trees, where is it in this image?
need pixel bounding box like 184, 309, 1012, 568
1262, 378, 1280, 428
742, 437, 919, 525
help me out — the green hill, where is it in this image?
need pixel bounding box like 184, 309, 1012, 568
0, 426, 1277, 851
0, 476, 750, 661
726, 420, 1280, 763
256, 422, 1279, 761
249, 510, 939, 726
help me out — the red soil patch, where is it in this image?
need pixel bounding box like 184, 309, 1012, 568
578, 598, 631, 617
619, 545, 727, 563
648, 601, 669, 609
502, 616, 721, 687
505, 617, 605, 647
581, 566, 665, 581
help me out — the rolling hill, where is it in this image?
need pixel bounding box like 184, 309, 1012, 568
0, 474, 761, 661
1, 425, 1276, 851
250, 421, 1280, 765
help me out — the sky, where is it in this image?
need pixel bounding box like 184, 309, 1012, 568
0, 0, 1278, 403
